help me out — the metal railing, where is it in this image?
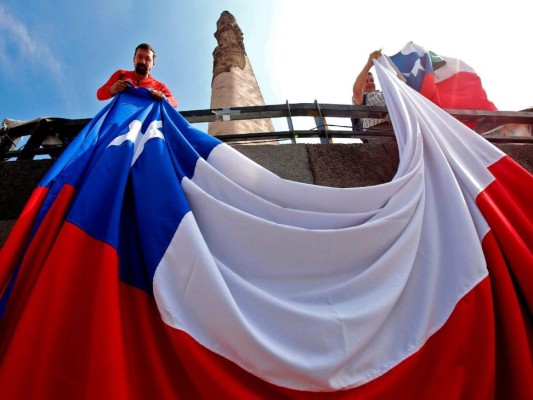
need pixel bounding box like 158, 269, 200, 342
2, 102, 533, 160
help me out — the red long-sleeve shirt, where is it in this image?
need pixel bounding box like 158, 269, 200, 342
97, 70, 178, 108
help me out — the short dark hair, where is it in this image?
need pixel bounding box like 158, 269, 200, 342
135, 43, 156, 60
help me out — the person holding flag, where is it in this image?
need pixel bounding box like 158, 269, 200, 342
97, 42, 178, 108
351, 49, 392, 141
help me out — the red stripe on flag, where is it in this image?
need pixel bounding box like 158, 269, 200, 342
419, 73, 441, 106
0, 185, 76, 356
0, 187, 48, 296
436, 72, 497, 111
0, 222, 206, 399
0, 222, 504, 399
477, 156, 533, 309
162, 278, 496, 400
475, 155, 533, 399
482, 231, 533, 399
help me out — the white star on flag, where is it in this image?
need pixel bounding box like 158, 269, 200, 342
410, 58, 425, 77
106, 120, 164, 166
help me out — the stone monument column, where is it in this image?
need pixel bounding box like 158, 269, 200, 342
208, 11, 275, 141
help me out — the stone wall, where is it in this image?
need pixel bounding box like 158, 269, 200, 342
1, 142, 531, 246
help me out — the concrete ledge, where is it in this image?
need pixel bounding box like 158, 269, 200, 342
307, 143, 399, 187
234, 144, 314, 184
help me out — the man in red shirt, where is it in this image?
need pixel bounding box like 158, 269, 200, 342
97, 43, 178, 108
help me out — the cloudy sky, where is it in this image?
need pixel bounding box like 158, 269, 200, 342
1, 0, 531, 133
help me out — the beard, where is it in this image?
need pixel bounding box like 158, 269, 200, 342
135, 63, 148, 76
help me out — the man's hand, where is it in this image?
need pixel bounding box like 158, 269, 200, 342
110, 80, 128, 95
150, 90, 167, 101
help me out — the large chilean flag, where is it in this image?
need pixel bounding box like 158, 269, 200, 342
0, 59, 531, 399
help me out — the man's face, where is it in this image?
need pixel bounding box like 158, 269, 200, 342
364, 74, 376, 93
133, 48, 155, 77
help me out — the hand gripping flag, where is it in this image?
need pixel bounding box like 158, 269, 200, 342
0, 64, 531, 399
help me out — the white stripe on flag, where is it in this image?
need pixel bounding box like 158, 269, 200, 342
153, 57, 500, 391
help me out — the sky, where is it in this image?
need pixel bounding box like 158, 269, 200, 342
1, 0, 532, 134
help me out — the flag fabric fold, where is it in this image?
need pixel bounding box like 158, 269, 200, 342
0, 61, 531, 399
